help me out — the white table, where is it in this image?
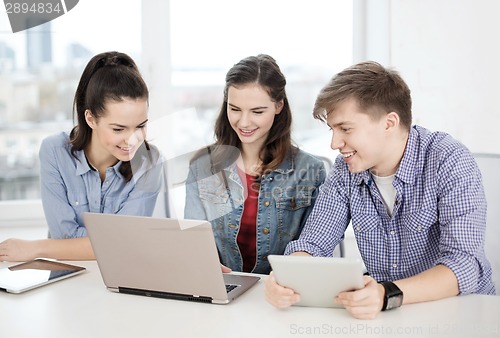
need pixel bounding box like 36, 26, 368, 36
0, 260, 499, 338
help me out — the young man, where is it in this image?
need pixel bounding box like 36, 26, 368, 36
264, 61, 495, 319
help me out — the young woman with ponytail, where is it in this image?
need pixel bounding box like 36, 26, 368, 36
0, 51, 162, 261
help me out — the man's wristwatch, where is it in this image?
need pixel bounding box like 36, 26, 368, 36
379, 281, 403, 311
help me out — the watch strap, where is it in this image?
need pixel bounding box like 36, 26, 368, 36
379, 281, 403, 311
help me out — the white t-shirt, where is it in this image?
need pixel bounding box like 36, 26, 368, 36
371, 172, 396, 216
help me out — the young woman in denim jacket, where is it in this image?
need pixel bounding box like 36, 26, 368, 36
185, 54, 326, 274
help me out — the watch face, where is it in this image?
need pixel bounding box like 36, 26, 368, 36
386, 294, 403, 310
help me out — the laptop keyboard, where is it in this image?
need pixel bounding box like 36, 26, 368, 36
225, 284, 238, 293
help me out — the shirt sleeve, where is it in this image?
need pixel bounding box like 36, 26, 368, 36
39, 137, 87, 239
435, 147, 489, 294
285, 157, 350, 257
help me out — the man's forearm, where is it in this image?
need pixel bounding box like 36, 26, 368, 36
395, 264, 459, 304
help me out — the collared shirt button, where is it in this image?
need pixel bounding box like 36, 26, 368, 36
417, 226, 422, 231
356, 225, 361, 231
390, 230, 395, 235
392, 263, 398, 268
269, 177, 273, 182
262, 228, 270, 234
75, 201, 79, 206
263, 200, 270, 207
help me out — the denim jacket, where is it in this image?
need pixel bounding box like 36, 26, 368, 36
184, 148, 326, 274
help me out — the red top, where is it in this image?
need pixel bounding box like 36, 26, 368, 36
236, 167, 259, 272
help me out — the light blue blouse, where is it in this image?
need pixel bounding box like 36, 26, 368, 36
39, 132, 163, 239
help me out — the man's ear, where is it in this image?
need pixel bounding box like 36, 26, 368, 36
85, 110, 97, 129
385, 112, 400, 131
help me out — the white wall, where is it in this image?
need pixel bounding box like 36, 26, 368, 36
355, 0, 500, 154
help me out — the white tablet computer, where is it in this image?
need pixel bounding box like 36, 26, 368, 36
268, 255, 365, 308
0, 259, 86, 294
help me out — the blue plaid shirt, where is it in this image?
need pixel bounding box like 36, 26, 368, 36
286, 125, 495, 295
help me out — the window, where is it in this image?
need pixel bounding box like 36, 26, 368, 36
0, 0, 353, 202
164, 0, 352, 159
0, 0, 142, 201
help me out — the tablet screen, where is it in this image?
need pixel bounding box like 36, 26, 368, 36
0, 259, 86, 293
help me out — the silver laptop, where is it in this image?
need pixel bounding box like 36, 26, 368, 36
268, 254, 364, 308
83, 213, 260, 304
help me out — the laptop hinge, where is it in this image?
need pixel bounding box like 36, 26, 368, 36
118, 286, 213, 303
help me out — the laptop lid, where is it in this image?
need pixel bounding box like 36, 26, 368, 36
268, 255, 364, 308
83, 213, 259, 304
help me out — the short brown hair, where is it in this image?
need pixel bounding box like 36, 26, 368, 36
313, 61, 412, 130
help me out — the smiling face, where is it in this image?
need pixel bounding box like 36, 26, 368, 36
226, 83, 283, 153
85, 97, 148, 168
327, 98, 406, 176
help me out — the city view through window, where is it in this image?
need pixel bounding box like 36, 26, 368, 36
0, 0, 352, 201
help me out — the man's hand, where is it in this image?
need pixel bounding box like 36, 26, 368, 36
335, 275, 385, 319
264, 271, 300, 308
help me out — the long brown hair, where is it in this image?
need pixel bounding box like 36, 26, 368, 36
69, 51, 155, 182
195, 54, 294, 174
